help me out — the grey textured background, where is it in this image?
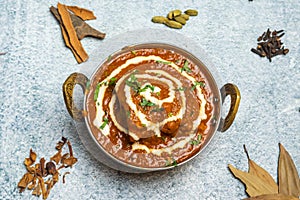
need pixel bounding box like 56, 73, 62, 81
0, 0, 299, 199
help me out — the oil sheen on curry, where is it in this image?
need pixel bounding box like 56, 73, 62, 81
86, 45, 215, 168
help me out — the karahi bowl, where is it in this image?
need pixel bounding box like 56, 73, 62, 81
62, 29, 240, 173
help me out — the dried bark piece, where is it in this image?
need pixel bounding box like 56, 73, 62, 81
29, 149, 37, 163
24, 149, 37, 166
39, 157, 47, 177
27, 178, 37, 190
62, 156, 78, 167
50, 6, 105, 40
52, 172, 59, 184
18, 137, 77, 199
243, 193, 299, 200
32, 182, 41, 196
63, 172, 70, 184
60, 24, 83, 63
18, 172, 35, 192
51, 6, 84, 63
57, 2, 88, 63
50, 149, 62, 165
37, 176, 47, 200
67, 140, 74, 157
244, 145, 278, 191
66, 5, 96, 20
70, 13, 106, 40
278, 143, 300, 197
228, 164, 278, 197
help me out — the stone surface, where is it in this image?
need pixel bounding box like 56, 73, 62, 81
0, 0, 299, 199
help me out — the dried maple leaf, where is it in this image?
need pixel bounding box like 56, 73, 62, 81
278, 143, 300, 197
243, 193, 299, 200
229, 143, 300, 199
244, 145, 278, 191
228, 164, 278, 197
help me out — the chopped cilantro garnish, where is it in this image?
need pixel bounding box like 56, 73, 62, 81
140, 98, 156, 107
156, 60, 172, 65
165, 158, 178, 167
190, 134, 202, 145
191, 81, 205, 91
125, 73, 141, 93
139, 84, 155, 93
131, 50, 137, 55
108, 77, 117, 86
100, 118, 109, 130
168, 112, 173, 117
107, 55, 112, 61
126, 110, 131, 118
181, 60, 191, 73
174, 87, 186, 91
86, 80, 91, 90
94, 83, 101, 101
150, 106, 165, 113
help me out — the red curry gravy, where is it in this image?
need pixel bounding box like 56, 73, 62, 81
85, 44, 218, 168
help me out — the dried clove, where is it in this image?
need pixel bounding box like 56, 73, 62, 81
251, 29, 289, 62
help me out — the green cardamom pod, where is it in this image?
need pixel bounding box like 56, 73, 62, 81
167, 9, 182, 19
180, 14, 190, 20
164, 20, 182, 29
174, 16, 186, 25
151, 16, 168, 24
184, 9, 198, 16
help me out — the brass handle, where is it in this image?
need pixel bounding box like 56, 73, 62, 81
219, 83, 241, 132
62, 72, 89, 121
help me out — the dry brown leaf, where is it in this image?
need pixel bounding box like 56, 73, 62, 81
278, 143, 300, 197
27, 178, 37, 190
18, 137, 77, 199
24, 158, 33, 167
228, 164, 278, 197
62, 156, 78, 167
32, 182, 41, 196
66, 5, 96, 20
50, 149, 62, 165
29, 149, 37, 163
52, 172, 59, 184
57, 2, 88, 63
244, 145, 278, 191
243, 193, 299, 200
37, 176, 47, 200
18, 172, 35, 191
